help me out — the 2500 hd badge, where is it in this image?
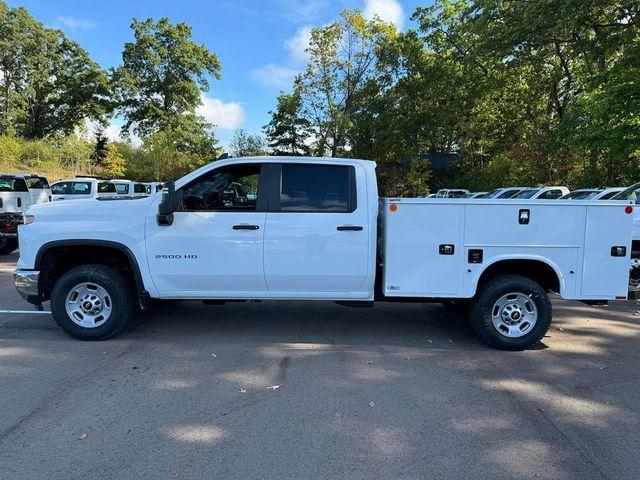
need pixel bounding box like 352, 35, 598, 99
155, 254, 198, 259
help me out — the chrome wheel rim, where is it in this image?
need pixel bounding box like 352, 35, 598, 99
65, 282, 112, 328
491, 292, 538, 338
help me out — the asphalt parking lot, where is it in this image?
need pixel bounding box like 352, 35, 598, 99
1, 252, 639, 480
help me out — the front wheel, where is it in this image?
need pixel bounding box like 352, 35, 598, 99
469, 274, 552, 350
51, 264, 135, 340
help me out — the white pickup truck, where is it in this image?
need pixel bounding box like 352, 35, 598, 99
0, 174, 51, 254
13, 157, 634, 349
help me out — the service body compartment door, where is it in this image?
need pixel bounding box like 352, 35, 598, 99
383, 202, 463, 296
580, 205, 632, 298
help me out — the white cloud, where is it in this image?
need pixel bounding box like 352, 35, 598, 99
284, 26, 313, 63
56, 16, 96, 32
251, 63, 299, 89
363, 0, 404, 29
197, 95, 245, 130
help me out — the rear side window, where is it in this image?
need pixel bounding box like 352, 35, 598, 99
114, 183, 129, 194
134, 183, 147, 194
0, 178, 28, 192
539, 189, 563, 199
98, 182, 116, 193
51, 182, 68, 194
70, 182, 91, 194
277, 164, 355, 213
26, 177, 50, 189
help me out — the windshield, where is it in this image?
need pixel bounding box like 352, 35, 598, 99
478, 189, 500, 198
561, 190, 599, 200
511, 189, 540, 199
612, 183, 640, 202
497, 189, 522, 199
448, 190, 467, 198
25, 177, 50, 189
0, 177, 28, 192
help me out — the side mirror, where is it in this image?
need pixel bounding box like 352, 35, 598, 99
157, 181, 178, 226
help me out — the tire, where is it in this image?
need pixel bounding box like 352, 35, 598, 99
0, 237, 18, 255
50, 264, 135, 340
469, 274, 552, 350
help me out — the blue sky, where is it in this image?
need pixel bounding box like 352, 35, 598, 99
8, 0, 427, 149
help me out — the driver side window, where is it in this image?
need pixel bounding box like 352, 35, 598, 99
179, 164, 261, 212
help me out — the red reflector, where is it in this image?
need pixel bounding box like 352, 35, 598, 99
625, 205, 633, 214
615, 296, 627, 300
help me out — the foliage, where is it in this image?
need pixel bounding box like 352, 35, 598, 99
112, 16, 221, 155
263, 87, 313, 156
299, 10, 398, 157
122, 130, 211, 182
228, 129, 267, 157
266, 2, 640, 191
99, 143, 126, 178
0, 1, 111, 139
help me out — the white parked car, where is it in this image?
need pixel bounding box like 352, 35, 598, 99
144, 182, 164, 195
509, 186, 569, 200
435, 189, 470, 198
560, 188, 624, 200
0, 174, 51, 254
14, 157, 633, 350
111, 180, 149, 198
50, 178, 118, 201
477, 187, 527, 199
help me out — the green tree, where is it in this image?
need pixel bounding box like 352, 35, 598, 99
228, 129, 267, 157
112, 16, 222, 155
100, 143, 126, 177
263, 87, 312, 156
300, 10, 397, 157
0, 1, 110, 138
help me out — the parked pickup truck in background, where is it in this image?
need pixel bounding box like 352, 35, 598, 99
0, 174, 51, 254
13, 157, 634, 350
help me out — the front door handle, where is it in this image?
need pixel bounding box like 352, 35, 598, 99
233, 224, 260, 230
337, 225, 363, 231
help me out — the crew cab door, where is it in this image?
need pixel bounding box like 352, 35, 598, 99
263, 163, 370, 297
145, 163, 269, 297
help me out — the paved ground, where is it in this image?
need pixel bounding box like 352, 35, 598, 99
1, 251, 639, 479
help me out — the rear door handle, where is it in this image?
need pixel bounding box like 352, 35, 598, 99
233, 224, 260, 230
337, 225, 363, 231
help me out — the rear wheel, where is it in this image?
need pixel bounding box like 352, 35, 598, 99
0, 237, 18, 255
469, 274, 551, 350
51, 264, 134, 340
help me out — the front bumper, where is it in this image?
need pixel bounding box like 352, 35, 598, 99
14, 269, 40, 304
